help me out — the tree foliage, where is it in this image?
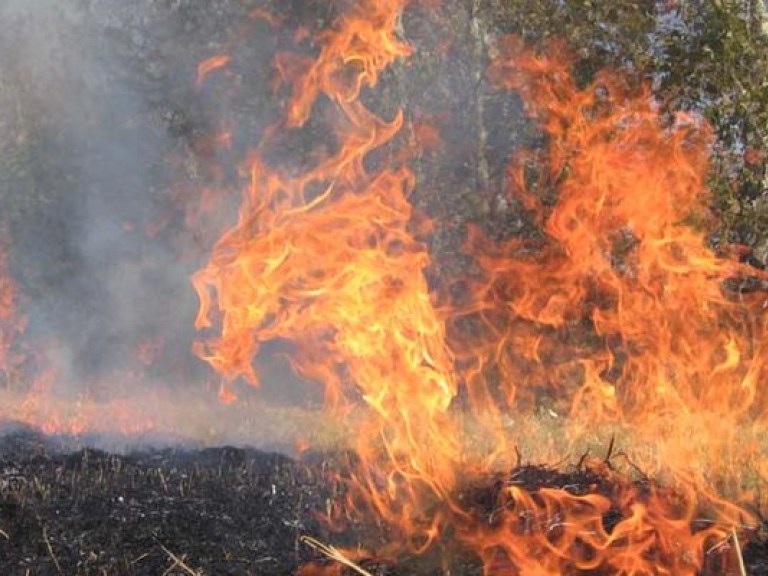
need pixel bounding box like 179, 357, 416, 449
488, 0, 768, 255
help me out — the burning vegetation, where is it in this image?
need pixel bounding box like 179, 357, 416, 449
3, 0, 768, 574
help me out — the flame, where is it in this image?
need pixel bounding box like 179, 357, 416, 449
463, 37, 768, 483
196, 55, 231, 88
191, 1, 768, 573
0, 365, 160, 438
193, 0, 463, 550
0, 0, 760, 567
0, 236, 26, 389
249, 7, 283, 29
0, 235, 161, 437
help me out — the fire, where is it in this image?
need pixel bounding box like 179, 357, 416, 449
192, 1, 768, 573
0, 0, 759, 571
193, 0, 461, 550
0, 235, 26, 389
0, 235, 160, 437
196, 55, 231, 88
470, 37, 768, 503
7, 376, 157, 437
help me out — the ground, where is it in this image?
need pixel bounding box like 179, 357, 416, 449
0, 426, 766, 575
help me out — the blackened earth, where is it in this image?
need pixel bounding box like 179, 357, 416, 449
0, 426, 338, 575
0, 426, 767, 575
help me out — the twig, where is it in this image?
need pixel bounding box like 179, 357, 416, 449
42, 526, 63, 576
158, 542, 201, 576
0, 528, 9, 540
300, 535, 374, 576
732, 528, 748, 576
612, 450, 650, 481
575, 449, 591, 471
131, 552, 150, 565
603, 434, 616, 470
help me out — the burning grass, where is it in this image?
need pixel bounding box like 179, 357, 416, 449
0, 390, 346, 454
2, 1, 768, 574
186, 1, 768, 569
0, 429, 765, 575
188, 0, 768, 574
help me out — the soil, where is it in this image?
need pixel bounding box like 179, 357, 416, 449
0, 425, 335, 575
1, 426, 767, 576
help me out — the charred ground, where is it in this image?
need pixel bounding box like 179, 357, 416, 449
0, 426, 332, 575
0, 428, 766, 575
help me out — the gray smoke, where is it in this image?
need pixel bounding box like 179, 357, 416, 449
0, 0, 222, 406
0, 0, 527, 449
0, 0, 324, 450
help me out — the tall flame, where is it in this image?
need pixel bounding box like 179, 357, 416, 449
194, 3, 765, 574
465, 36, 768, 497
193, 0, 463, 550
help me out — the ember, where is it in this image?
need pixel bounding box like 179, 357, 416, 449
1, 1, 768, 575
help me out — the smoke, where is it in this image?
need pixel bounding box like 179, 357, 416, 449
0, 0, 331, 449
0, 0, 525, 447
0, 0, 209, 399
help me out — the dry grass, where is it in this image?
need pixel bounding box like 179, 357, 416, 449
2, 385, 768, 521
300, 536, 374, 576
42, 525, 63, 576
4, 385, 768, 496
733, 528, 748, 576
158, 543, 202, 576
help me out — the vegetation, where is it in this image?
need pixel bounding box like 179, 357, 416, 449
488, 0, 768, 254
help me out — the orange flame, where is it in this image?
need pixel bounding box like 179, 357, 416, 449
250, 8, 283, 29
462, 36, 768, 472
0, 237, 160, 437
196, 55, 231, 88
191, 4, 767, 574
0, 236, 26, 389
193, 0, 463, 553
